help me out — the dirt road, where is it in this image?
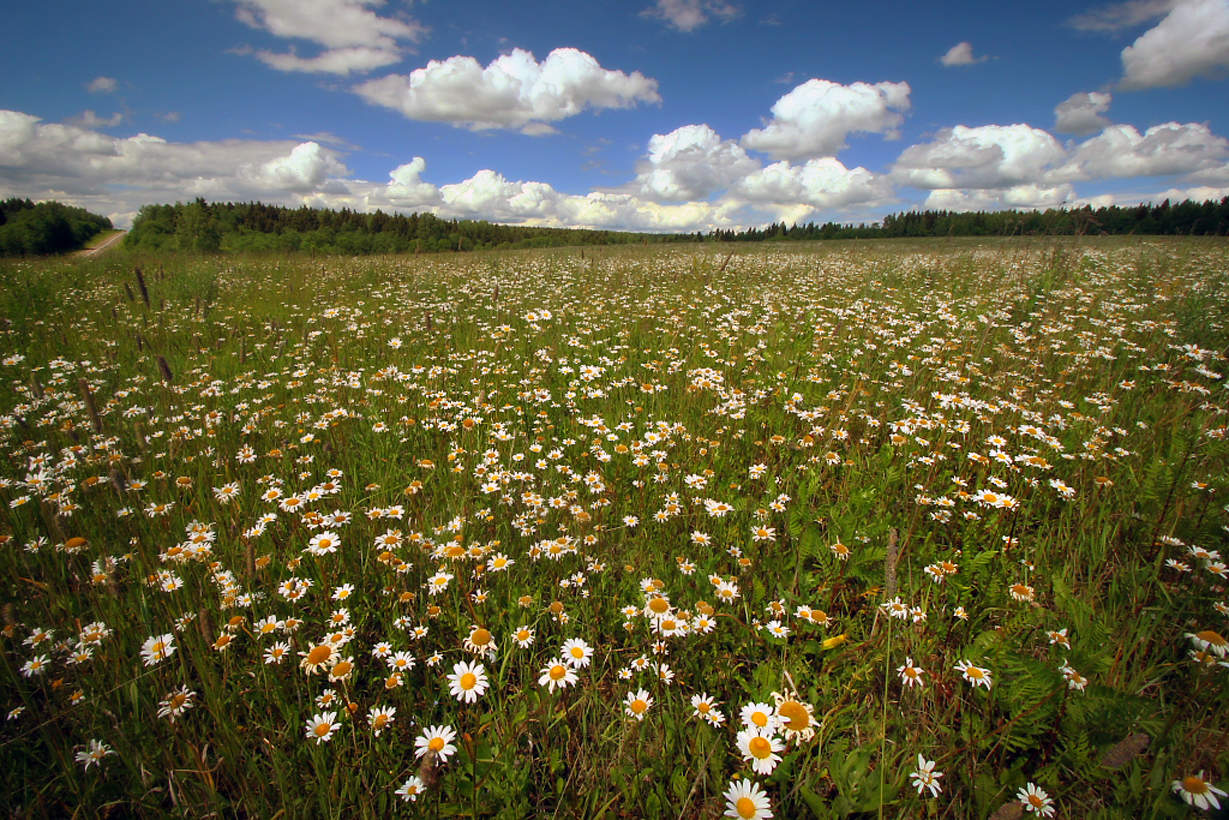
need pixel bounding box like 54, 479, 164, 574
77, 230, 127, 257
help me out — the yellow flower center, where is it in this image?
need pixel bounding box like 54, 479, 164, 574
630, 699, 647, 714
1183, 776, 1209, 794
307, 645, 332, 665
736, 796, 757, 818
331, 661, 352, 677
428, 737, 445, 752
471, 628, 492, 646
648, 597, 669, 614
460, 672, 477, 690
748, 736, 772, 759
314, 723, 331, 737
751, 711, 769, 727
549, 664, 567, 681
778, 700, 810, 731
570, 647, 584, 659
1196, 630, 1226, 646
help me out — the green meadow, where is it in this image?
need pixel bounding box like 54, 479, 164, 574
0, 238, 1226, 818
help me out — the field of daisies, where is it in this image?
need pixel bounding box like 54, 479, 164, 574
1, 238, 1226, 818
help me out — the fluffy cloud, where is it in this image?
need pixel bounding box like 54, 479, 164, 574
354, 48, 660, 133
922, 184, 1076, 211
939, 42, 988, 66
250, 141, 349, 193
1053, 91, 1113, 135
430, 169, 743, 231
741, 78, 911, 160
640, 0, 740, 32
733, 158, 894, 212
893, 124, 1066, 190
383, 157, 441, 208
86, 76, 117, 94
633, 124, 759, 201
0, 109, 349, 225
1053, 122, 1229, 180
234, 0, 425, 75
1119, 0, 1229, 88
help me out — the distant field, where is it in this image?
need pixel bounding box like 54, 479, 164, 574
0, 238, 1226, 817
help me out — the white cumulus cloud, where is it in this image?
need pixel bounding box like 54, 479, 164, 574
633, 124, 759, 201
741, 78, 911, 161
733, 158, 894, 211
939, 42, 988, 66
0, 109, 350, 225
234, 0, 425, 75
1054, 91, 1113, 135
1053, 122, 1229, 180
1119, 0, 1229, 88
354, 48, 660, 133
923, 184, 1077, 211
893, 124, 1066, 190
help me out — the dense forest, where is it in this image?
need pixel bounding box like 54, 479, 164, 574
0, 199, 112, 256
124, 199, 690, 253
708, 197, 1229, 242
125, 196, 1229, 256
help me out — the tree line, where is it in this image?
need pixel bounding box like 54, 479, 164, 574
0, 199, 112, 256
704, 197, 1229, 242
124, 199, 691, 254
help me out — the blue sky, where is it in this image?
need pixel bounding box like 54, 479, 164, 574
2, 0, 1228, 230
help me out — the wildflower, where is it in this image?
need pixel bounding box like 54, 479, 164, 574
300, 642, 338, 675
772, 691, 816, 743
723, 779, 773, 819
562, 637, 593, 668
414, 725, 458, 763
1187, 630, 1228, 658
539, 659, 579, 692
1172, 771, 1226, 810
157, 687, 196, 722
327, 656, 355, 682
954, 660, 992, 689
512, 625, 535, 647
736, 727, 783, 775
464, 625, 497, 658
624, 689, 653, 720
1017, 782, 1055, 816
740, 702, 778, 732
19, 655, 49, 677
911, 754, 943, 797
898, 658, 926, 688
76, 739, 113, 770
447, 660, 489, 703
305, 531, 340, 556
368, 705, 396, 736
305, 711, 341, 744
396, 775, 426, 802
691, 693, 726, 726
264, 641, 290, 664
1059, 664, 1088, 691
140, 633, 176, 666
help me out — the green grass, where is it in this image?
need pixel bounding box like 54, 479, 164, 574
0, 237, 1226, 818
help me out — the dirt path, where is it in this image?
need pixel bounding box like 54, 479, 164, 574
76, 230, 127, 257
